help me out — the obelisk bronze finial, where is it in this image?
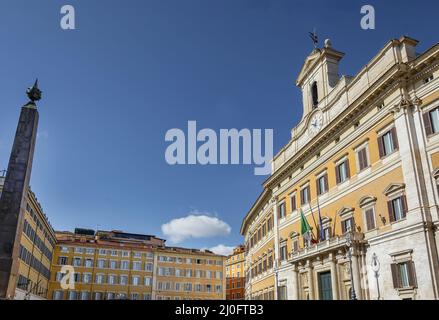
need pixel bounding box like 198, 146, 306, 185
26, 79, 42, 104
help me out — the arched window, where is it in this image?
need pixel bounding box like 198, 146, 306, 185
311, 81, 319, 108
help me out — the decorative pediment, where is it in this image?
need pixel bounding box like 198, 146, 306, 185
359, 196, 377, 208
321, 216, 332, 225
337, 206, 354, 218
296, 49, 322, 86
289, 231, 299, 239
383, 183, 405, 196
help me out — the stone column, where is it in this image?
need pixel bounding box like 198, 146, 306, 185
329, 253, 339, 300
0, 92, 40, 299
306, 260, 314, 300
392, 97, 439, 298
291, 263, 299, 300
351, 250, 362, 300
391, 98, 424, 221
411, 98, 439, 221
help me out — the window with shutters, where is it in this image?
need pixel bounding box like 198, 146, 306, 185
290, 192, 297, 213
267, 215, 273, 231
316, 173, 329, 195
388, 196, 407, 223
356, 145, 370, 172
292, 239, 299, 252
323, 227, 331, 240
290, 232, 300, 252
341, 218, 354, 234
378, 127, 399, 158
335, 159, 350, 184
58, 256, 68, 265
278, 202, 286, 219
280, 243, 287, 261
391, 261, 417, 289
363, 207, 376, 231
423, 107, 439, 136
300, 185, 311, 205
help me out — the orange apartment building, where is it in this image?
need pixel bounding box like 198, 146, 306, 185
225, 245, 245, 300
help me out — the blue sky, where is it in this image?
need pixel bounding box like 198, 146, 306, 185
0, 0, 438, 255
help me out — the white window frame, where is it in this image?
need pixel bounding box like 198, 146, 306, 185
316, 170, 328, 195
335, 156, 349, 184
108, 274, 117, 285
278, 201, 286, 220
300, 183, 311, 205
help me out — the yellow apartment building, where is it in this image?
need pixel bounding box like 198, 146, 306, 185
0, 174, 56, 300
241, 36, 439, 300
154, 247, 226, 300
49, 229, 164, 300
225, 245, 245, 300
48, 229, 226, 300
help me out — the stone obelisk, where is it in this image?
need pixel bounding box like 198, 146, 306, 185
0, 80, 42, 299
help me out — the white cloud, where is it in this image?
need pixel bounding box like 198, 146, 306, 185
161, 213, 231, 244
206, 244, 235, 256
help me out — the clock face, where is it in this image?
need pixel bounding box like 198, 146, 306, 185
309, 112, 323, 135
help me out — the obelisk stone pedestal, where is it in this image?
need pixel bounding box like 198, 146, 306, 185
0, 103, 39, 299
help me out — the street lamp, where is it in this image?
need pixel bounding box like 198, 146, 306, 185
345, 232, 357, 300
371, 253, 381, 300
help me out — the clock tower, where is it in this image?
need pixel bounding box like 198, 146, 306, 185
296, 39, 345, 120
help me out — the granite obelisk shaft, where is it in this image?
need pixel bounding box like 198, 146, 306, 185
0, 103, 39, 299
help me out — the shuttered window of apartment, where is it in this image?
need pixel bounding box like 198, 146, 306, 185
424, 107, 439, 136
387, 196, 408, 223
365, 208, 376, 231
316, 174, 329, 195
278, 202, 286, 219
335, 160, 350, 184
341, 218, 354, 234
290, 194, 297, 212
378, 127, 399, 158
357, 147, 369, 171
300, 186, 311, 205
391, 261, 417, 288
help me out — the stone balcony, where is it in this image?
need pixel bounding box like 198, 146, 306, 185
288, 232, 365, 264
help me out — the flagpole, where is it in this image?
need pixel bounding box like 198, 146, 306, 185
332, 209, 338, 238
308, 202, 319, 241
316, 196, 324, 241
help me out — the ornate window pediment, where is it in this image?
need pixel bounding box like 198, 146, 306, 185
289, 231, 299, 239
383, 183, 405, 197
321, 216, 332, 227
337, 206, 354, 218
359, 196, 377, 208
